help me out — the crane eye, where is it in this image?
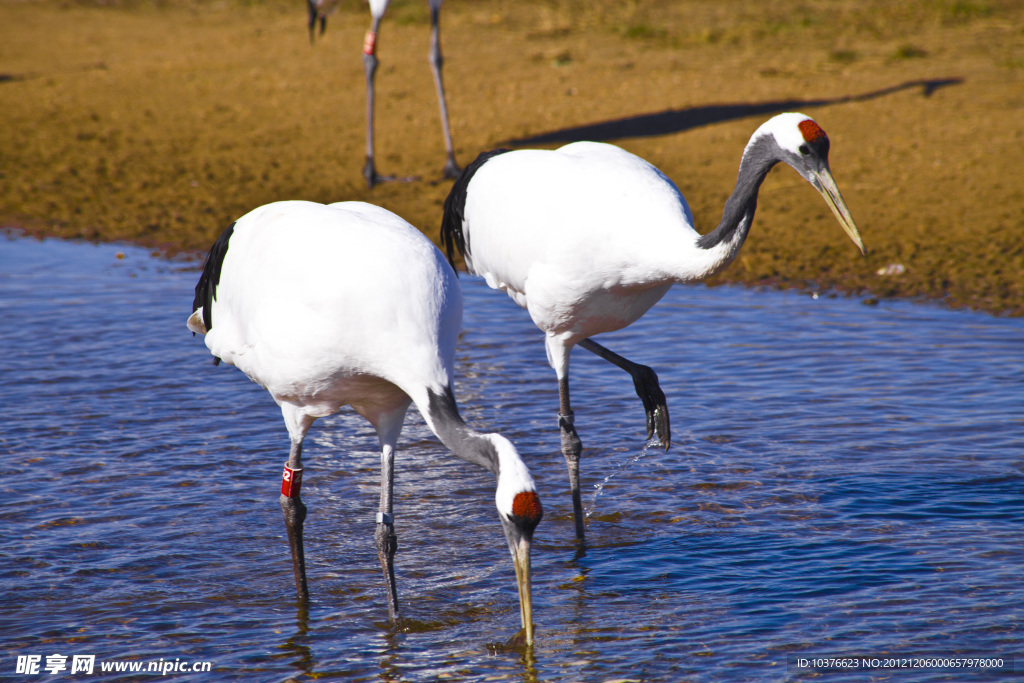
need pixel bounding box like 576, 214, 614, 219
798, 144, 811, 156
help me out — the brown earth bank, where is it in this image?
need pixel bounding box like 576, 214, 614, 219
2, 0, 1022, 314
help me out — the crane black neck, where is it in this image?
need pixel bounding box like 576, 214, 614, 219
696, 135, 781, 252
426, 387, 500, 477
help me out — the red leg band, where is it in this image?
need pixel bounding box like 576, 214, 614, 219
363, 30, 377, 56
281, 464, 303, 497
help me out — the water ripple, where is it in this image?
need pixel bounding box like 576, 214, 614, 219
1, 235, 1021, 681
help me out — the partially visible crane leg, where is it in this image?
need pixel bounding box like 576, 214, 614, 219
362, 17, 415, 188
375, 445, 400, 620
362, 18, 390, 189
280, 439, 310, 604
558, 375, 586, 541
428, 4, 460, 181
280, 406, 315, 604
578, 338, 671, 449
306, 0, 318, 44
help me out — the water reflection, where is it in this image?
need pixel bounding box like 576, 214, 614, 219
2, 234, 1022, 682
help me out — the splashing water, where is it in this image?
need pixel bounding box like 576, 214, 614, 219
585, 439, 662, 518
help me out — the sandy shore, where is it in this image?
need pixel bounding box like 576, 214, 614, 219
2, 0, 1022, 314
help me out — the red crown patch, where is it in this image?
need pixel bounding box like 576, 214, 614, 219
512, 491, 543, 523
798, 119, 828, 143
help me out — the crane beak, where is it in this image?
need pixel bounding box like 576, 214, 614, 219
812, 166, 866, 255
501, 519, 535, 647
512, 534, 535, 646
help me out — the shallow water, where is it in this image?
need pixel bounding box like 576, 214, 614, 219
1, 234, 1021, 682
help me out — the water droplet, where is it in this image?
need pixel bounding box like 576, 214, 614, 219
585, 439, 658, 518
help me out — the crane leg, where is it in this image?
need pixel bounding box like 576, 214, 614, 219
375, 445, 400, 620
362, 33, 388, 189
362, 20, 415, 188
578, 338, 671, 449
306, 0, 317, 44
558, 374, 586, 540
280, 440, 310, 604
428, 5, 460, 181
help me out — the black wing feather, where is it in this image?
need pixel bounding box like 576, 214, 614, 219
440, 148, 513, 271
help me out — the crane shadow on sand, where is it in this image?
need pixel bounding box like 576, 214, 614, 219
504, 78, 961, 146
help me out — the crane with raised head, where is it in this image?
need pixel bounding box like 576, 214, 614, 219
440, 113, 866, 540
188, 200, 541, 643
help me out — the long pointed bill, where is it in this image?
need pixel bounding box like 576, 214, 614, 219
510, 535, 534, 647
813, 166, 866, 255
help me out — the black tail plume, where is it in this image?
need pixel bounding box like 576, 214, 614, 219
439, 148, 513, 271
192, 221, 235, 334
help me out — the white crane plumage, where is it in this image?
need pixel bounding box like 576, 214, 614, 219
440, 113, 866, 539
307, 0, 460, 187
188, 200, 541, 644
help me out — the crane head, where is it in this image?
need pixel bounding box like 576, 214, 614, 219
500, 489, 542, 648
761, 113, 867, 255
492, 435, 543, 647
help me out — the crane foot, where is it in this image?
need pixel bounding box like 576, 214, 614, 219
441, 157, 461, 181
364, 157, 417, 189
630, 364, 671, 449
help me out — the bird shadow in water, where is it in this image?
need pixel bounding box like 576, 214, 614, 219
504, 78, 962, 146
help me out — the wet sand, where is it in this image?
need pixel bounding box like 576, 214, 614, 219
2, 0, 1022, 314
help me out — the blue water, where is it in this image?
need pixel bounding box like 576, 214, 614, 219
1, 234, 1021, 682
